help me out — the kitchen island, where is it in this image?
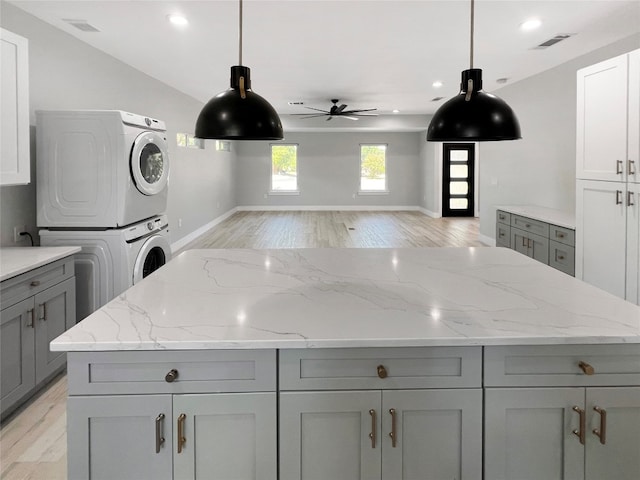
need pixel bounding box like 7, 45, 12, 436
52, 248, 640, 480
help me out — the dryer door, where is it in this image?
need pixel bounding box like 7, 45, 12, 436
133, 234, 172, 284
130, 131, 170, 196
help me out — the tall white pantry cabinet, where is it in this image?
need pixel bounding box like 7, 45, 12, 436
576, 49, 640, 304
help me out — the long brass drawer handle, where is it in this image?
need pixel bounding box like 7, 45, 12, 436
593, 406, 606, 445
165, 369, 179, 383
377, 365, 388, 379
155, 414, 165, 453
26, 308, 34, 328
369, 409, 376, 448
578, 361, 594, 375
572, 406, 586, 445
389, 408, 397, 448
177, 413, 186, 453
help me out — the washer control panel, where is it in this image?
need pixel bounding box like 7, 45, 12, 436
124, 214, 168, 242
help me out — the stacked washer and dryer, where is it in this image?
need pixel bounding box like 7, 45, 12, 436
37, 110, 172, 323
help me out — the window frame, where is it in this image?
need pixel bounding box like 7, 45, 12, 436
358, 143, 389, 194
269, 143, 300, 195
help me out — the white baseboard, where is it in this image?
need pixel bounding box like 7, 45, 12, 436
236, 205, 421, 212
171, 207, 238, 253
478, 233, 496, 246
418, 207, 441, 218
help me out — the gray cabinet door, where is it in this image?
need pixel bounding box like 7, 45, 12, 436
0, 297, 35, 416
585, 387, 640, 480
173, 393, 277, 480
67, 395, 172, 480
280, 390, 381, 480
34, 277, 75, 383
484, 388, 585, 480
381, 389, 482, 480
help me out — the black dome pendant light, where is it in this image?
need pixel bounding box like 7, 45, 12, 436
427, 0, 521, 142
195, 0, 283, 140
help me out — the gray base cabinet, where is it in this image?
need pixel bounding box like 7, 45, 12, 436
0, 257, 75, 419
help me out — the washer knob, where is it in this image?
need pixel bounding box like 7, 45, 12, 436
147, 222, 154, 231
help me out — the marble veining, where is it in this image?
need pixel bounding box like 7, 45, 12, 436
0, 247, 81, 282
51, 248, 640, 351
496, 205, 575, 229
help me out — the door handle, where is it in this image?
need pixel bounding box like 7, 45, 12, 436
26, 308, 34, 328
629, 160, 636, 176
155, 414, 165, 453
369, 409, 377, 448
572, 406, 586, 445
592, 406, 606, 445
628, 191, 635, 207
616, 190, 623, 205
39, 304, 46, 321
388, 408, 397, 448
616, 160, 623, 175
177, 413, 186, 453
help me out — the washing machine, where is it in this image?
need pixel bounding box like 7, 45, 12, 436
40, 215, 172, 323
36, 110, 170, 228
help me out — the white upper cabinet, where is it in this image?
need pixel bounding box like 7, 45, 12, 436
628, 49, 639, 184
0, 28, 30, 186
576, 51, 637, 182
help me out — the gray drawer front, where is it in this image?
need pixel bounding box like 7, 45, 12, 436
496, 210, 511, 225
280, 347, 482, 390
68, 350, 277, 394
550, 225, 575, 246
484, 345, 640, 387
0, 258, 74, 309
549, 240, 575, 276
510, 214, 549, 237
496, 224, 511, 247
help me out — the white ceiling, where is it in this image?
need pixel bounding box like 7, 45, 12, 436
7, 0, 640, 120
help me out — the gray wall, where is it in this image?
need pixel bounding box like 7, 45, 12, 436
235, 132, 422, 208
478, 33, 640, 240
0, 1, 235, 247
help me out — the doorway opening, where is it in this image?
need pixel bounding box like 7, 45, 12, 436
442, 143, 475, 217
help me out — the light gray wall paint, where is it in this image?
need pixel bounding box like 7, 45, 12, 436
418, 130, 438, 215
235, 132, 422, 207
478, 33, 640, 240
0, 1, 235, 247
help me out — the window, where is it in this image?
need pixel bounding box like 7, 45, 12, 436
271, 144, 298, 192
176, 133, 204, 149
216, 140, 231, 152
360, 144, 387, 192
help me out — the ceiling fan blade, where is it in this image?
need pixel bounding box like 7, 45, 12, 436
326, 116, 334, 121
342, 108, 377, 114
292, 114, 328, 119
304, 107, 331, 113
353, 113, 379, 117
336, 104, 348, 114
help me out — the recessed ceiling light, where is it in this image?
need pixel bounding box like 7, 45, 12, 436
392, 109, 400, 114
520, 18, 542, 31
167, 14, 188, 26
432, 81, 443, 88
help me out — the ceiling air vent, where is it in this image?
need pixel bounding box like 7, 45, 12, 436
535, 34, 573, 49
63, 19, 100, 32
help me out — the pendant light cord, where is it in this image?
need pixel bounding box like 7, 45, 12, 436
238, 0, 243, 65
469, 0, 474, 69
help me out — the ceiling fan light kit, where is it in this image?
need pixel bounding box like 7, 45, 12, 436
427, 0, 521, 142
195, 0, 283, 140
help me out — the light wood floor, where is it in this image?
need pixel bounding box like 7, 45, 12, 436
0, 211, 481, 479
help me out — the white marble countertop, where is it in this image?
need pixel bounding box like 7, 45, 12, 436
496, 205, 575, 229
0, 246, 81, 282
51, 248, 640, 351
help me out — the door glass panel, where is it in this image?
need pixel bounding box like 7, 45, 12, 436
450, 198, 468, 209
450, 165, 468, 179
450, 181, 469, 195
139, 143, 164, 184
450, 150, 468, 162
142, 247, 166, 278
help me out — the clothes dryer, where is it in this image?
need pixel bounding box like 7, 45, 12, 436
36, 110, 170, 228
40, 215, 171, 323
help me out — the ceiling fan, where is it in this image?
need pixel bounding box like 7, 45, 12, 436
292, 99, 378, 121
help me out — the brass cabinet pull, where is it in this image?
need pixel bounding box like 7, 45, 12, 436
165, 369, 179, 383
617, 160, 624, 174
593, 406, 607, 445
525, 223, 531, 228
26, 308, 34, 328
572, 406, 586, 445
499, 214, 505, 220
558, 255, 565, 261
616, 190, 623, 205
628, 191, 635, 207
389, 408, 397, 448
30, 280, 40, 287
377, 365, 388, 379
499, 232, 504, 237
521, 237, 527, 247
368, 409, 377, 448
556, 232, 565, 238
177, 413, 186, 453
39, 304, 46, 321
155, 414, 165, 453
628, 160, 636, 176
578, 361, 595, 375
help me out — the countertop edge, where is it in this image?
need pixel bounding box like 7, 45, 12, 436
0, 246, 82, 282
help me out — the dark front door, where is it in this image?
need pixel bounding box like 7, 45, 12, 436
442, 143, 475, 217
